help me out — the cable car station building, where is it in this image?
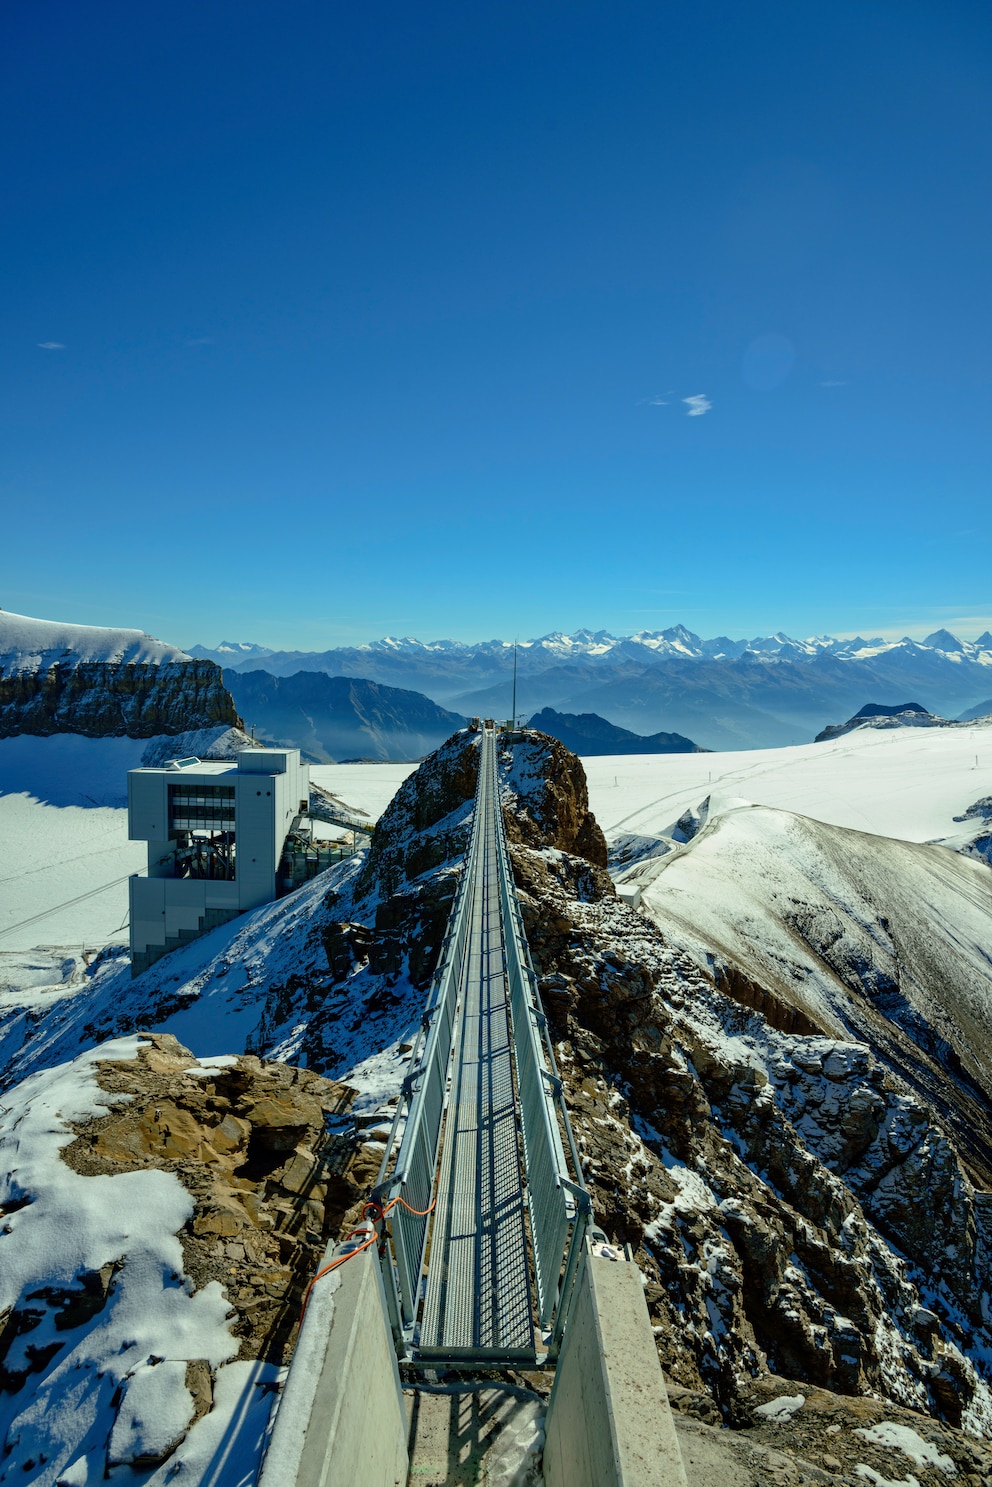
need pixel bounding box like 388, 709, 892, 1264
127, 747, 310, 976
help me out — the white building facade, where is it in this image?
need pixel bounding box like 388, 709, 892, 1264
128, 747, 309, 976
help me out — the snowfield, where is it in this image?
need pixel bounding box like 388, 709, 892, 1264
583, 721, 992, 847
0, 730, 252, 950
0, 794, 146, 950
0, 733, 156, 807
309, 760, 418, 821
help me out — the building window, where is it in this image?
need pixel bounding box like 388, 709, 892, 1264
168, 783, 236, 834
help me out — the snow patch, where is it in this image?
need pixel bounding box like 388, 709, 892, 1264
754, 1393, 806, 1423
854, 1422, 956, 1473
855, 1468, 922, 1487
0, 1037, 245, 1484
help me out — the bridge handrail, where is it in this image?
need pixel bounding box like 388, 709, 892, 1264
490, 735, 591, 1341
371, 733, 486, 1333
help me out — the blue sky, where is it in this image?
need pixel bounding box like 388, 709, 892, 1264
2, 0, 990, 650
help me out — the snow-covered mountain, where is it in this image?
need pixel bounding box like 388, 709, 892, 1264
0, 611, 240, 742
186, 640, 275, 665
199, 623, 992, 669
195, 624, 992, 750
0, 611, 192, 673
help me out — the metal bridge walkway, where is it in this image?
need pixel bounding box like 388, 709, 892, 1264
417, 728, 533, 1357
257, 725, 690, 1487
373, 724, 589, 1368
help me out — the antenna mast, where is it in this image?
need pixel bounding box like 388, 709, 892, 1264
511, 640, 517, 729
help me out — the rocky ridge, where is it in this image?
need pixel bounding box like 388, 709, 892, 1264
0, 610, 242, 741
0, 659, 242, 740
510, 841, 992, 1429
527, 706, 706, 756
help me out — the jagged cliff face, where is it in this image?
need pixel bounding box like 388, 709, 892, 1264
497, 750, 992, 1440
0, 610, 242, 740
0, 659, 242, 739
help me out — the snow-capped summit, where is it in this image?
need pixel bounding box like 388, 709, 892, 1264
187, 641, 275, 664
0, 610, 191, 675
924, 628, 967, 653
0, 610, 240, 748
362, 635, 465, 654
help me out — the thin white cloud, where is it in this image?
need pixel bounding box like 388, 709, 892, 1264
184, 336, 213, 347
819, 379, 845, 387
684, 394, 711, 416
37, 342, 65, 350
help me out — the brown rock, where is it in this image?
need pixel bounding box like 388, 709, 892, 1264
57, 1034, 364, 1367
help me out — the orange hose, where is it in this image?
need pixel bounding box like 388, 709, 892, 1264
297, 1194, 437, 1322
299, 1232, 378, 1321
387, 1195, 436, 1218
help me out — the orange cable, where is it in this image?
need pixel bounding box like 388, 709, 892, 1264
297, 1195, 437, 1322
299, 1232, 378, 1321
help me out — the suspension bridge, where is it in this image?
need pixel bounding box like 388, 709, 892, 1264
258, 725, 687, 1487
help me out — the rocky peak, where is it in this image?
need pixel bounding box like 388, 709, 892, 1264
498, 729, 608, 865
357, 728, 480, 900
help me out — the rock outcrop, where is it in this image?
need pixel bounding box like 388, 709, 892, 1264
0, 1033, 381, 1481
0, 659, 242, 739
499, 729, 608, 866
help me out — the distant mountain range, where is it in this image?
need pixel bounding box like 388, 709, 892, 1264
226, 671, 465, 763
528, 707, 705, 755
193, 625, 992, 750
